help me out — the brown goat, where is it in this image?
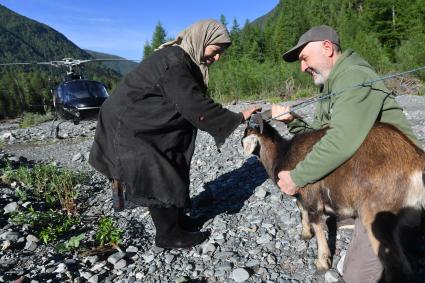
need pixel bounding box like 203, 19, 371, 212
242, 118, 425, 282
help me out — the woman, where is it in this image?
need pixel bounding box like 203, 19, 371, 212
89, 19, 260, 249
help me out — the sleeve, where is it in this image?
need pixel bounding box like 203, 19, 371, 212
286, 118, 313, 134
290, 69, 385, 187
287, 99, 326, 134
287, 115, 322, 134
161, 62, 243, 148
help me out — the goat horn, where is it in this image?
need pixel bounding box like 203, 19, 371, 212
251, 113, 264, 134
260, 109, 272, 120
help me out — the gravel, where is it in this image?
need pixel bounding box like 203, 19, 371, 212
1, 95, 425, 282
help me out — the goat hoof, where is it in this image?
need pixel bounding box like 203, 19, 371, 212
315, 258, 331, 271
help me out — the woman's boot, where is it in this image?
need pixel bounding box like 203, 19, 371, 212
178, 208, 204, 232
149, 207, 209, 249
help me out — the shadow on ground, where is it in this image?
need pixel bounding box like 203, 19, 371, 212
189, 156, 268, 223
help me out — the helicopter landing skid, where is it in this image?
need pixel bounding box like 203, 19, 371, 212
50, 117, 66, 139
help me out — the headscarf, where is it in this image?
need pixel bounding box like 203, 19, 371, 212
157, 19, 231, 87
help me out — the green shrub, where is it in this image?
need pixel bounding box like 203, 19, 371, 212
56, 233, 86, 252
11, 207, 81, 244
4, 163, 86, 212
208, 57, 319, 104
395, 34, 425, 80
19, 112, 54, 128
95, 217, 123, 247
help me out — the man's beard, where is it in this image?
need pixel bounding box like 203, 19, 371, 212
309, 67, 329, 86
313, 72, 327, 86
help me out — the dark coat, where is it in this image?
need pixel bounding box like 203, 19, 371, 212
89, 46, 243, 208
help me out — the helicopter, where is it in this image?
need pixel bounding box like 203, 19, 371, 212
0, 58, 139, 126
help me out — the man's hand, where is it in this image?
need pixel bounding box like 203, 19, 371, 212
271, 104, 294, 123
241, 105, 262, 121
277, 171, 299, 195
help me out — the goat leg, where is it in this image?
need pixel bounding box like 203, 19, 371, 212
296, 200, 313, 240
311, 220, 331, 271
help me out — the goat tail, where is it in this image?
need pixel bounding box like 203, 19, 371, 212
421, 167, 425, 191
420, 170, 425, 209
403, 170, 425, 210
419, 170, 425, 209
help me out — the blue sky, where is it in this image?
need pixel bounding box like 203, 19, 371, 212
0, 0, 279, 60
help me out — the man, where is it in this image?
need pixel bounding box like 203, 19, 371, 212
271, 25, 420, 282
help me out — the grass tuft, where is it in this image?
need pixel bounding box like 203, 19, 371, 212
19, 112, 54, 128
4, 163, 86, 213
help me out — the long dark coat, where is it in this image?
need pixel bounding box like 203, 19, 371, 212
89, 46, 243, 208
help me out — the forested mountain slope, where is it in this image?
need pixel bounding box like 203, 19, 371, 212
0, 4, 121, 118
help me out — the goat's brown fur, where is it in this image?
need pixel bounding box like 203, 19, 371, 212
242, 121, 425, 282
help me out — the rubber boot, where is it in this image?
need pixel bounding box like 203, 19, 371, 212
149, 207, 209, 249
178, 208, 204, 232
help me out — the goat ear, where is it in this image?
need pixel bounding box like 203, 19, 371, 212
242, 135, 259, 155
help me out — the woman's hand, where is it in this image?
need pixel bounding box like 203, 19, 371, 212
271, 104, 295, 123
242, 105, 262, 121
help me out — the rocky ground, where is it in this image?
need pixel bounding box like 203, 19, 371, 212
1, 95, 425, 283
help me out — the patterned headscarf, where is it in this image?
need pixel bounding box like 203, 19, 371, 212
157, 19, 231, 87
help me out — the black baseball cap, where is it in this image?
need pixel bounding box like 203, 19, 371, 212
282, 25, 340, 62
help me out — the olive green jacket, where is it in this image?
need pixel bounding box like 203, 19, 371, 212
287, 49, 419, 187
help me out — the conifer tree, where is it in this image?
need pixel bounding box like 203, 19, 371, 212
220, 14, 228, 29
240, 21, 264, 62
143, 41, 153, 59
151, 22, 167, 50
228, 18, 242, 58
142, 22, 167, 59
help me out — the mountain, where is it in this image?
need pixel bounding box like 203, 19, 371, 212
249, 4, 281, 30
85, 50, 138, 76
0, 4, 121, 80
0, 4, 124, 118
0, 5, 90, 63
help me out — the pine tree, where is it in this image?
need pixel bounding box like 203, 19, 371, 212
240, 21, 264, 62
361, 0, 401, 56
220, 14, 228, 29
228, 18, 242, 59
142, 22, 167, 59
151, 22, 167, 50
143, 41, 153, 59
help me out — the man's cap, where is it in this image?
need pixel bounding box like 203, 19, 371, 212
282, 25, 339, 62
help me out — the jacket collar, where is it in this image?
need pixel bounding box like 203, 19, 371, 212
322, 49, 355, 94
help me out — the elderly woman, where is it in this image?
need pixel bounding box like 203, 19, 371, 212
89, 19, 259, 249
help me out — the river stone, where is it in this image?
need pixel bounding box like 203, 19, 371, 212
231, 267, 250, 282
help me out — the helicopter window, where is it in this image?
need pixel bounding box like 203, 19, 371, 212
56, 85, 65, 103
64, 81, 109, 101
87, 82, 109, 98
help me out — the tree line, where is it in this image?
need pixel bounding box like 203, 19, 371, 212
144, 0, 425, 103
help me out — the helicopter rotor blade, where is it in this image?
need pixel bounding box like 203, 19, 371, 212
0, 62, 28, 66
0, 61, 64, 67
71, 58, 140, 64
0, 62, 38, 66
1, 58, 140, 67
